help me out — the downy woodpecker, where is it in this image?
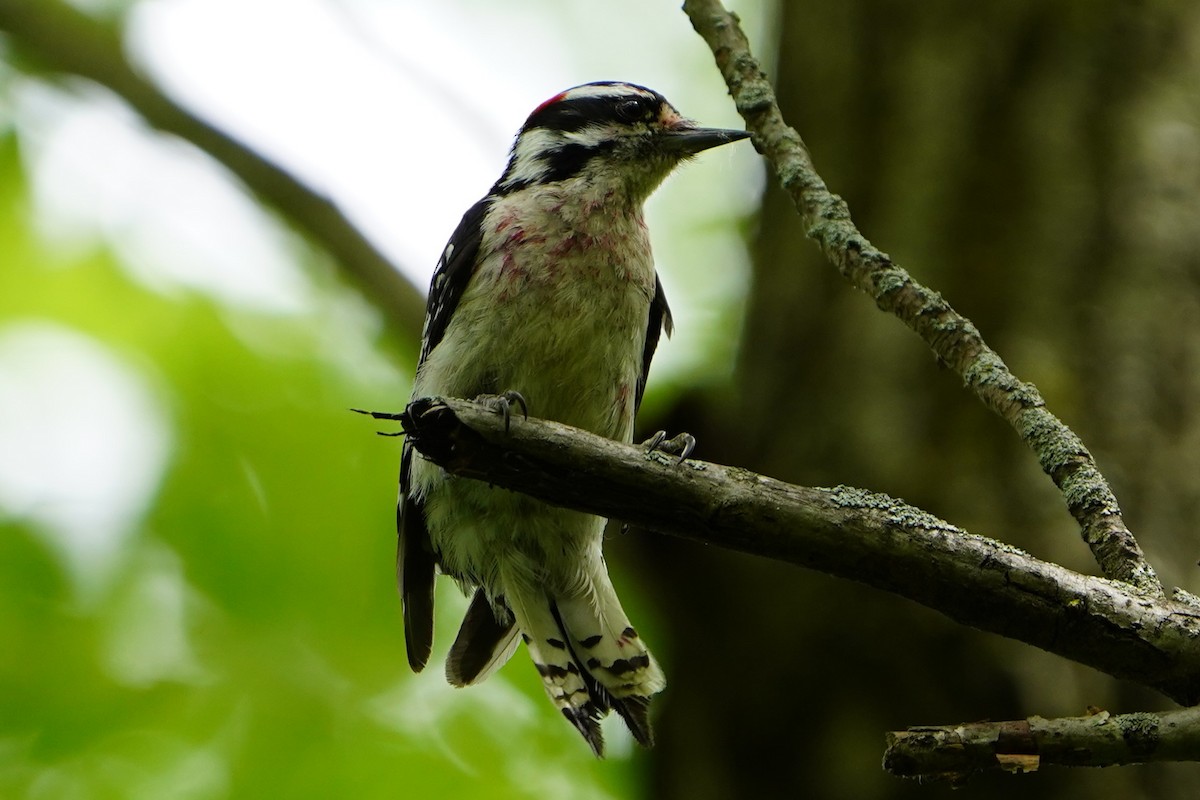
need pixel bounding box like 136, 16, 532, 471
399, 81, 749, 755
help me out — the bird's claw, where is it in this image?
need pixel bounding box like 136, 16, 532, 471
351, 407, 406, 437
474, 390, 528, 434
642, 430, 696, 464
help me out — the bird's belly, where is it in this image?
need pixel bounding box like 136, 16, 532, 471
415, 246, 653, 441
408, 244, 654, 592
487, 288, 644, 438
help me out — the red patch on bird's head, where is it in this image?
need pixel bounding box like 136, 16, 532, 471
531, 91, 568, 117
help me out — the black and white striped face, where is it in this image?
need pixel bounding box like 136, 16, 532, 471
495, 81, 748, 198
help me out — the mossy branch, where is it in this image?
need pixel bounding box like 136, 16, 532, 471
681, 0, 1162, 597
387, 396, 1200, 711
884, 707, 1200, 782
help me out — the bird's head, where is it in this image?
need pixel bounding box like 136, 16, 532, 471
494, 81, 750, 201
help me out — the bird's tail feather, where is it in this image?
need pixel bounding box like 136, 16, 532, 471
446, 588, 520, 686
504, 586, 608, 755
552, 573, 664, 748
503, 568, 664, 755
446, 563, 665, 756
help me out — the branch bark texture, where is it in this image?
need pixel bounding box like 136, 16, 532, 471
0, 0, 426, 342
681, 0, 1162, 598
884, 707, 1200, 781
397, 397, 1200, 706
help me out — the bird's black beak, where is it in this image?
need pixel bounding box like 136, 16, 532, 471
658, 126, 751, 155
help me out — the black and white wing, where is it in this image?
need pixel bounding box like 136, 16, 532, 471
419, 198, 494, 363
635, 273, 673, 414
399, 197, 493, 671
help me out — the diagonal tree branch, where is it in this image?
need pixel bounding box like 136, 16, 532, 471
0, 0, 426, 343
389, 396, 1200, 709
884, 707, 1200, 781
681, 0, 1162, 597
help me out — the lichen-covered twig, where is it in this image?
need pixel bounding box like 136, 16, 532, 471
395, 396, 1200, 706
884, 707, 1200, 781
681, 0, 1162, 597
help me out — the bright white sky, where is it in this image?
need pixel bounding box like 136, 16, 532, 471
139, 0, 768, 309
2, 0, 771, 598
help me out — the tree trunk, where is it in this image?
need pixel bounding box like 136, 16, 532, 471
629, 2, 1200, 797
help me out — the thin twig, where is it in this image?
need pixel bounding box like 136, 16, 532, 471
680, 0, 1162, 597
884, 707, 1200, 781
0, 0, 426, 343
395, 396, 1200, 706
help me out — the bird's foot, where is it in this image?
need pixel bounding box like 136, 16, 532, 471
642, 430, 696, 464
474, 390, 528, 434
351, 407, 406, 437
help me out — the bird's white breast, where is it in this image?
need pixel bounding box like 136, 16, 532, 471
414, 185, 656, 441
409, 183, 658, 591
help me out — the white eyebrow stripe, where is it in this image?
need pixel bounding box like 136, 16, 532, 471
562, 124, 617, 148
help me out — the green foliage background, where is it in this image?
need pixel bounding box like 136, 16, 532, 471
0, 129, 643, 798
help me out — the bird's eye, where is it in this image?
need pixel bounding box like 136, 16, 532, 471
615, 98, 649, 123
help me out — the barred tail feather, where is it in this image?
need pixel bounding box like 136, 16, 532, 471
507, 589, 608, 755
549, 600, 659, 748
553, 574, 665, 747
495, 572, 663, 755
554, 569, 666, 701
